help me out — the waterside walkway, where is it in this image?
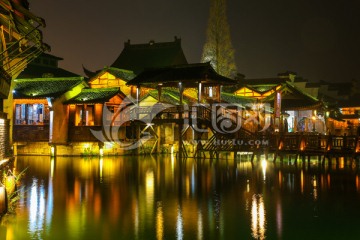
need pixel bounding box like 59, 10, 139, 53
195, 133, 360, 165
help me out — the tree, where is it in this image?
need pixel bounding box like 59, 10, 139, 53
201, 0, 237, 79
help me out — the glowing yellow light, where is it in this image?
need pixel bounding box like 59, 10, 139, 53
50, 146, 55, 156
251, 195, 266, 239
99, 148, 104, 157
261, 159, 267, 181
301, 170, 304, 194
146, 170, 154, 189
156, 202, 164, 240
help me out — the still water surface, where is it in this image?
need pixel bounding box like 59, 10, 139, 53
1, 155, 360, 239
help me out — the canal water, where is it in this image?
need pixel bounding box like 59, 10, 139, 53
1, 155, 360, 239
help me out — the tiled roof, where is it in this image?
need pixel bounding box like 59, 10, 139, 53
263, 83, 321, 110
127, 63, 237, 88
110, 37, 188, 74
64, 88, 121, 104
250, 85, 277, 93
18, 64, 80, 78
106, 67, 136, 81
221, 92, 256, 105
141, 88, 192, 105
240, 77, 288, 85
305, 82, 321, 88
13, 77, 85, 99
86, 67, 136, 82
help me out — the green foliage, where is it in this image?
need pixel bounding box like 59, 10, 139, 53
202, 0, 237, 78
82, 147, 95, 156
1, 167, 28, 214
160, 146, 169, 154
139, 145, 153, 155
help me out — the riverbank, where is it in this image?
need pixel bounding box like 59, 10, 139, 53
0, 157, 15, 219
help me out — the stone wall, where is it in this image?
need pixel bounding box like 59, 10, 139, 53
15, 142, 50, 156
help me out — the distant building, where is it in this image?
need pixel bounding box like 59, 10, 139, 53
234, 72, 325, 133
17, 52, 80, 78
110, 37, 188, 75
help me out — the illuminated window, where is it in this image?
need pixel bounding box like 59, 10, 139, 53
75, 105, 95, 126
15, 103, 47, 125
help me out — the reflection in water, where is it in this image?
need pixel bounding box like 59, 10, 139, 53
312, 175, 318, 201
197, 210, 203, 240
2, 156, 360, 239
300, 170, 304, 194
276, 200, 282, 239
134, 200, 139, 240
176, 205, 183, 240
146, 169, 155, 207
312, 175, 319, 217
46, 159, 54, 235
28, 179, 46, 238
278, 170, 282, 189
261, 159, 267, 181
99, 157, 103, 181
156, 201, 164, 240
251, 194, 266, 240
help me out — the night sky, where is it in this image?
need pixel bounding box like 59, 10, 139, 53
30, 0, 360, 82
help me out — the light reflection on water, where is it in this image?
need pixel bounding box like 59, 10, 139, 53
251, 194, 266, 240
1, 155, 360, 239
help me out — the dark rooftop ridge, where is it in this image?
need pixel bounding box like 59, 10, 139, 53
111, 36, 188, 74
124, 36, 182, 48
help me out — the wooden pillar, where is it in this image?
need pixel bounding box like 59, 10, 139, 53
136, 86, 140, 105
156, 125, 161, 153
136, 123, 141, 155
179, 82, 183, 105
136, 86, 140, 121
13, 143, 17, 156
157, 84, 162, 103
178, 123, 183, 159
218, 85, 222, 102
81, 104, 87, 125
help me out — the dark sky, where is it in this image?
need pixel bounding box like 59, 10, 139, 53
30, 0, 360, 82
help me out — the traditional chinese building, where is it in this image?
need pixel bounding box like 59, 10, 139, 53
234, 72, 326, 133
0, 0, 48, 159
7, 37, 359, 157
